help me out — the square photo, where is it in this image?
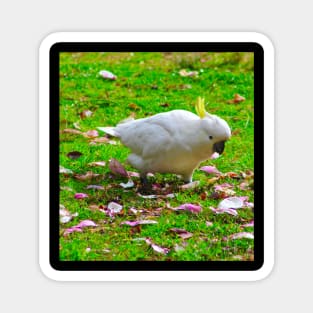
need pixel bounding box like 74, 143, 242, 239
40, 33, 273, 279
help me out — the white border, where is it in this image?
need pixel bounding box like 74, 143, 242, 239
39, 32, 274, 281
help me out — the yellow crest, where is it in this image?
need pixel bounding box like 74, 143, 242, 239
195, 97, 206, 119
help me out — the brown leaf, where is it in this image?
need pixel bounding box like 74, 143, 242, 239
73, 171, 101, 181
170, 228, 193, 239
61, 128, 82, 135
80, 110, 93, 119
88, 161, 106, 167
89, 137, 110, 145
227, 93, 246, 104
67, 151, 83, 159
109, 158, 129, 177
128, 103, 140, 110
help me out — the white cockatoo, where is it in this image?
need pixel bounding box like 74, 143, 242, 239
98, 97, 231, 185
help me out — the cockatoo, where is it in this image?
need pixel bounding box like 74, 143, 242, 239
98, 97, 231, 186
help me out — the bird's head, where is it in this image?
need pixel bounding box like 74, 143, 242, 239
195, 97, 231, 155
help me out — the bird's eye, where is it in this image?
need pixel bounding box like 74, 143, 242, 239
209, 135, 213, 140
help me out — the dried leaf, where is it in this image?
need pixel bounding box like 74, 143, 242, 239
67, 151, 83, 160
109, 158, 129, 177
179, 69, 198, 77
73, 171, 101, 181
86, 185, 105, 190
87, 161, 106, 167
170, 228, 193, 239
227, 93, 246, 104
99, 70, 117, 80
80, 110, 93, 119
89, 137, 110, 145
61, 128, 82, 135
83, 130, 99, 138
179, 181, 200, 190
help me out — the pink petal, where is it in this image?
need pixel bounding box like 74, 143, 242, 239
107, 202, 123, 213
63, 227, 83, 236
210, 152, 220, 159
229, 232, 254, 240
170, 228, 193, 239
76, 220, 97, 228
127, 171, 140, 177
242, 220, 254, 228
121, 220, 158, 226
83, 130, 99, 138
199, 165, 221, 175
173, 203, 202, 213
179, 181, 200, 190
209, 206, 238, 216
145, 238, 170, 254
74, 193, 89, 199
99, 70, 117, 80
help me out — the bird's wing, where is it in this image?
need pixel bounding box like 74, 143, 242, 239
116, 110, 199, 157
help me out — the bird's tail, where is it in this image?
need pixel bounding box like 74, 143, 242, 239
97, 126, 118, 137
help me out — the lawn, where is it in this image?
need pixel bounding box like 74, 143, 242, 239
59, 51, 254, 261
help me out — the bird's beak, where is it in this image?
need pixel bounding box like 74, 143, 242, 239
213, 141, 225, 154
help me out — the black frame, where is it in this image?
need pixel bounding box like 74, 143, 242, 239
50, 42, 264, 271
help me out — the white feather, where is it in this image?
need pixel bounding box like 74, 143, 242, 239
98, 109, 231, 182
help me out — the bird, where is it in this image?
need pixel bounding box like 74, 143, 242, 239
98, 97, 231, 187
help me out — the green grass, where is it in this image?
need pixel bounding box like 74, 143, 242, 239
59, 52, 254, 261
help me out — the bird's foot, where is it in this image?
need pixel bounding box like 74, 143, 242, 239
138, 176, 153, 195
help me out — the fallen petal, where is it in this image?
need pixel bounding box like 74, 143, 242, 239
173, 203, 202, 213
199, 165, 221, 175
170, 228, 193, 239
120, 179, 135, 188
179, 181, 200, 190
74, 193, 88, 199
86, 185, 105, 190
179, 69, 198, 77
210, 152, 220, 159
107, 202, 123, 213
88, 161, 106, 167
229, 232, 254, 240
83, 130, 99, 138
218, 197, 244, 210
121, 220, 158, 226
99, 70, 117, 80
76, 220, 97, 228
145, 238, 170, 254
59, 166, 73, 174
209, 206, 238, 216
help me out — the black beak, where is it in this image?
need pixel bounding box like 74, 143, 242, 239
213, 141, 225, 154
